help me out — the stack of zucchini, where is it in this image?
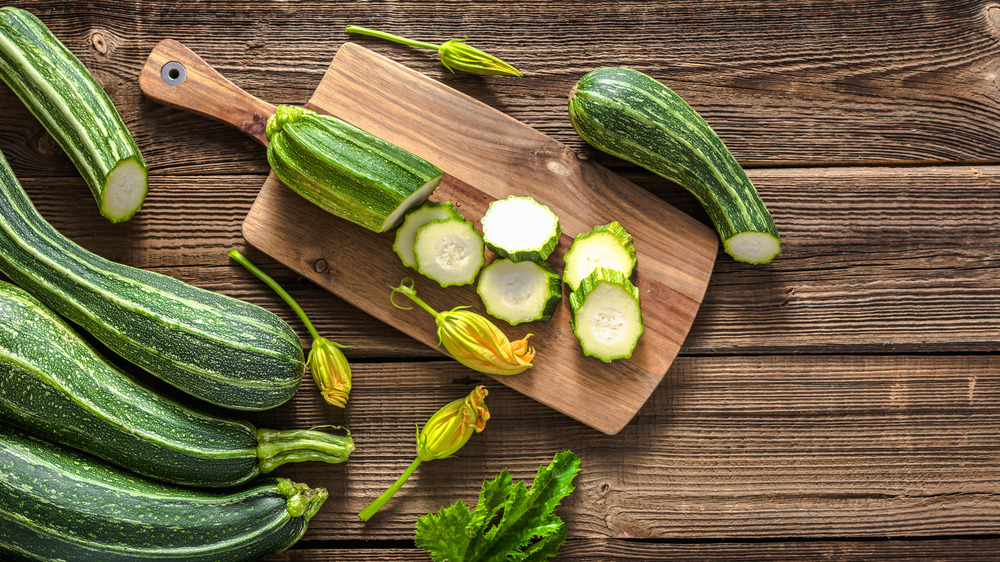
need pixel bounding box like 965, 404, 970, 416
0, 7, 348, 560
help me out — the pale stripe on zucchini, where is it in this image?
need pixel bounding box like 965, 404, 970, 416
0, 423, 326, 561
0, 6, 148, 222
568, 66, 781, 264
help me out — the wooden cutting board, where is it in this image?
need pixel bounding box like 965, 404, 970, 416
139, 39, 718, 434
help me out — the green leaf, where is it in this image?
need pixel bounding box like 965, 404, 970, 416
415, 451, 581, 562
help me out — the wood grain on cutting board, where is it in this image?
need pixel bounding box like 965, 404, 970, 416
140, 40, 718, 434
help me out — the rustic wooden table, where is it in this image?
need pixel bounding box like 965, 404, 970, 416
2, 1, 998, 560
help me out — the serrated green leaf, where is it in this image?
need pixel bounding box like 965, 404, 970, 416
415, 451, 581, 562
415, 500, 474, 561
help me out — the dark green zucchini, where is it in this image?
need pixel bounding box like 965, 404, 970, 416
0, 149, 304, 410
0, 280, 352, 487
569, 66, 781, 264
0, 6, 148, 222
0, 422, 326, 561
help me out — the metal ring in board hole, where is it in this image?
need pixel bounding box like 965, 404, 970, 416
161, 61, 186, 86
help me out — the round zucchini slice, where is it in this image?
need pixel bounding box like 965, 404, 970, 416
480, 195, 561, 262
414, 217, 485, 287
477, 259, 562, 325
569, 268, 644, 362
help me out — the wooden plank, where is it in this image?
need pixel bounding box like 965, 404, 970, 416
234, 354, 1000, 540
5, 0, 1000, 176
10, 162, 997, 356
271, 538, 1000, 561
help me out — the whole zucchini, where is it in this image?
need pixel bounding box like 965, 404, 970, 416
0, 149, 304, 411
568, 67, 781, 264
0, 422, 326, 561
266, 105, 444, 232
0, 280, 352, 487
0, 6, 148, 223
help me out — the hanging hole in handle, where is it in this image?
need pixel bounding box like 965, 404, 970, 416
161, 61, 186, 86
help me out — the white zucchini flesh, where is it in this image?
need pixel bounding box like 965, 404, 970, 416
562, 228, 636, 291
476, 259, 561, 325
393, 202, 463, 268
480, 196, 560, 262
413, 218, 485, 287
570, 270, 644, 362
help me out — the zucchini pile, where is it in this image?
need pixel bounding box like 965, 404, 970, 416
0, 8, 348, 560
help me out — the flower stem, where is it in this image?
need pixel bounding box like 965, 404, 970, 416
229, 249, 320, 341
345, 25, 440, 51
390, 278, 441, 320
358, 457, 423, 521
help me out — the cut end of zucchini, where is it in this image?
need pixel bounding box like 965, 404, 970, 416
562, 221, 637, 291
414, 218, 485, 287
481, 195, 561, 262
101, 157, 149, 223
380, 175, 444, 232
477, 259, 562, 325
570, 268, 644, 363
723, 231, 782, 264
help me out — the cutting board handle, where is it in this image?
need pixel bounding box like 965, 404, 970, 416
139, 39, 275, 145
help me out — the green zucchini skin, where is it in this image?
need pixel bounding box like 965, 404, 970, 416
0, 422, 325, 561
0, 280, 351, 487
266, 105, 444, 233
0, 150, 304, 411
568, 67, 781, 264
0, 7, 148, 223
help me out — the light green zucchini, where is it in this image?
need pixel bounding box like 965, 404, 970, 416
562, 221, 637, 291
480, 195, 561, 262
394, 201, 464, 269
0, 422, 326, 561
568, 66, 781, 264
0, 149, 304, 411
0, 280, 352, 487
0, 6, 148, 222
569, 267, 644, 362
477, 258, 561, 325
414, 216, 485, 287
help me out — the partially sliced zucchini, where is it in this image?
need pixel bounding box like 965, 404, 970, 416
414, 217, 485, 287
393, 201, 464, 269
562, 221, 637, 291
477, 259, 562, 325
480, 195, 561, 262
569, 268, 644, 362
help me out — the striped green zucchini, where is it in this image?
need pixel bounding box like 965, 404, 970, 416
568, 67, 781, 264
0, 422, 325, 561
0, 280, 352, 487
0, 6, 148, 223
266, 105, 444, 232
0, 149, 304, 411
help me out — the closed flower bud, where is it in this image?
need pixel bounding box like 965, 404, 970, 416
390, 278, 534, 376
417, 385, 489, 461
309, 337, 352, 408
345, 25, 521, 77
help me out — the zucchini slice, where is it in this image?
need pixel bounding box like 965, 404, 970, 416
0, 7, 148, 222
393, 201, 464, 269
569, 268, 644, 362
477, 259, 562, 325
480, 195, 561, 262
414, 217, 485, 287
562, 221, 637, 291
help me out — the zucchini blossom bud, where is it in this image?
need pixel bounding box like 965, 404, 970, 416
390, 278, 534, 375
345, 25, 522, 77
417, 385, 489, 461
359, 386, 489, 521
229, 249, 352, 407
308, 337, 352, 408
